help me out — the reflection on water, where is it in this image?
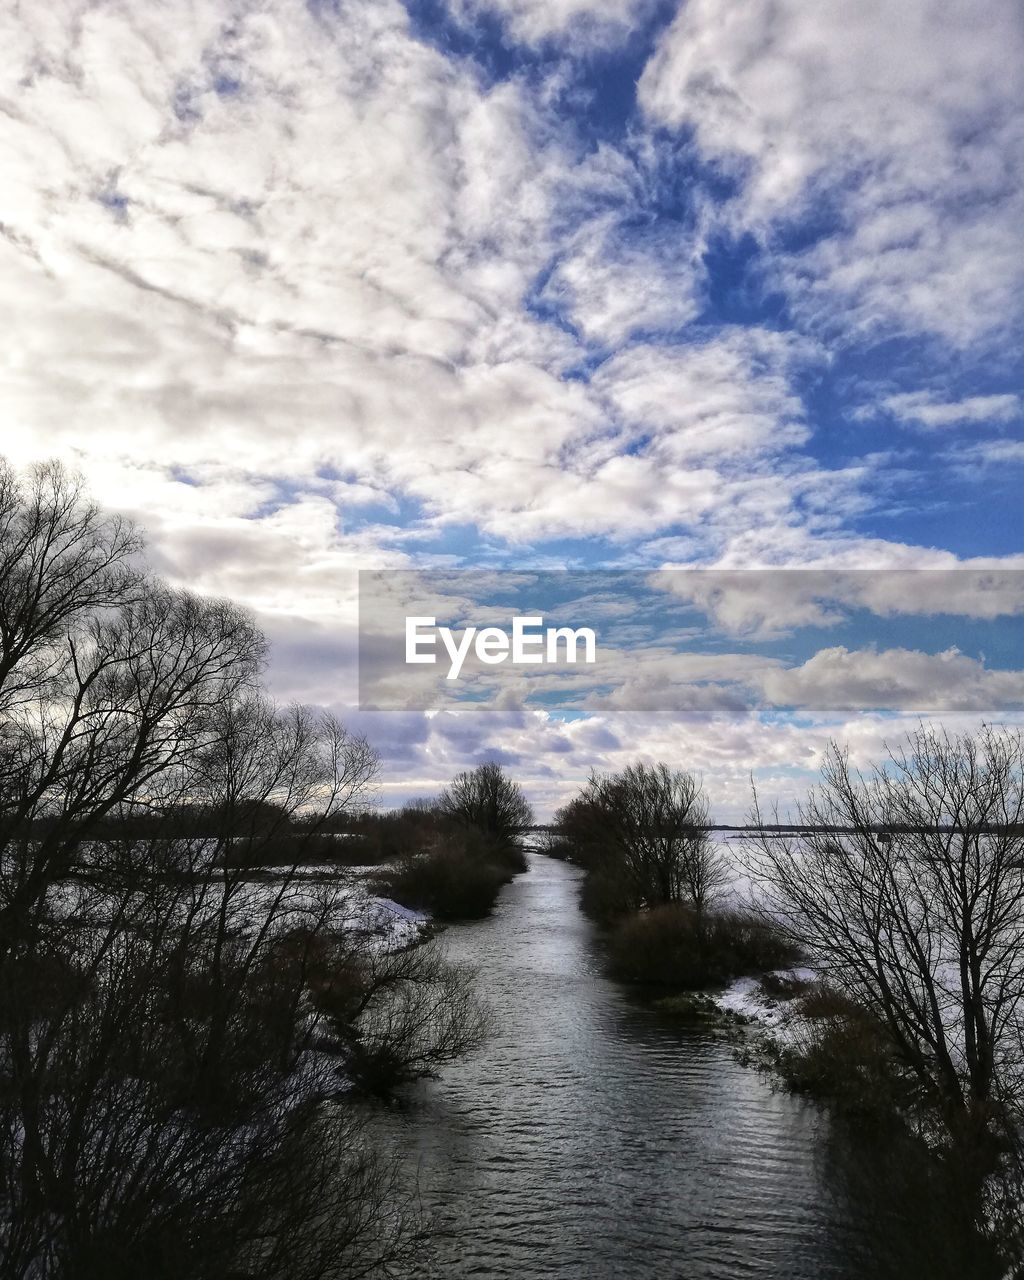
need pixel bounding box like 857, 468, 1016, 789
377, 854, 999, 1279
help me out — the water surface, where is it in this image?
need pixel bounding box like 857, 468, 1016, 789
382, 854, 991, 1279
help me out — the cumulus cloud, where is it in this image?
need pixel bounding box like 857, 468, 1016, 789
6, 0, 1017, 622
655, 567, 1024, 637
2, 0, 1021, 817
363, 695, 1024, 821
639, 0, 1024, 346
761, 646, 1024, 714
1, 0, 855, 597
539, 214, 704, 346
593, 328, 813, 460
3, 3, 573, 519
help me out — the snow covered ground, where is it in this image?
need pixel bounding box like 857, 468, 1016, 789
195, 875, 428, 951
715, 968, 818, 1045
362, 895, 428, 950
47, 867, 429, 955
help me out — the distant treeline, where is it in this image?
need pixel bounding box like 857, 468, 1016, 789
532, 821, 1024, 836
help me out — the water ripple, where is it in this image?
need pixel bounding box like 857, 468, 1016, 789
374, 855, 983, 1280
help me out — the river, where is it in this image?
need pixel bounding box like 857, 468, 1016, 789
379, 853, 994, 1279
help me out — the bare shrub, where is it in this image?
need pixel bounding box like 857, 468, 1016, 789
608, 903, 800, 988
312, 941, 492, 1096
375, 840, 514, 921
770, 1004, 911, 1119
757, 970, 811, 1001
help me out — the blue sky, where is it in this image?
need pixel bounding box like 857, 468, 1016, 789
2, 0, 1023, 815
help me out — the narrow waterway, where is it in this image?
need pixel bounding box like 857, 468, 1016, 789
383, 854, 988, 1279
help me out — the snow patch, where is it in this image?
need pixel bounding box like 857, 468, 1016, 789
715, 967, 817, 1045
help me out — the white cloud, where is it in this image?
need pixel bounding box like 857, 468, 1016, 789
0, 0, 860, 583
761, 646, 1024, 714
539, 214, 704, 345
447, 0, 656, 47
960, 441, 1024, 468
639, 0, 1024, 346
359, 695, 1024, 821
654, 566, 1024, 637
593, 328, 813, 460
2, 0, 1021, 804
880, 392, 1022, 429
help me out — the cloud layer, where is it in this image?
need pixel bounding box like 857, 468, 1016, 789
2, 0, 1022, 814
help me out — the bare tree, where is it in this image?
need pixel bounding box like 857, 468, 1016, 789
0, 587, 265, 932
0, 459, 475, 1278
557, 763, 725, 918
744, 724, 1024, 1172
193, 694, 380, 867
0, 459, 142, 715
437, 762, 533, 851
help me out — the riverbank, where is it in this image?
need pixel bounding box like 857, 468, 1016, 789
372, 851, 997, 1279
646, 966, 818, 1040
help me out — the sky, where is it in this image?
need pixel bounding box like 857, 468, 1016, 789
2, 0, 1023, 818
